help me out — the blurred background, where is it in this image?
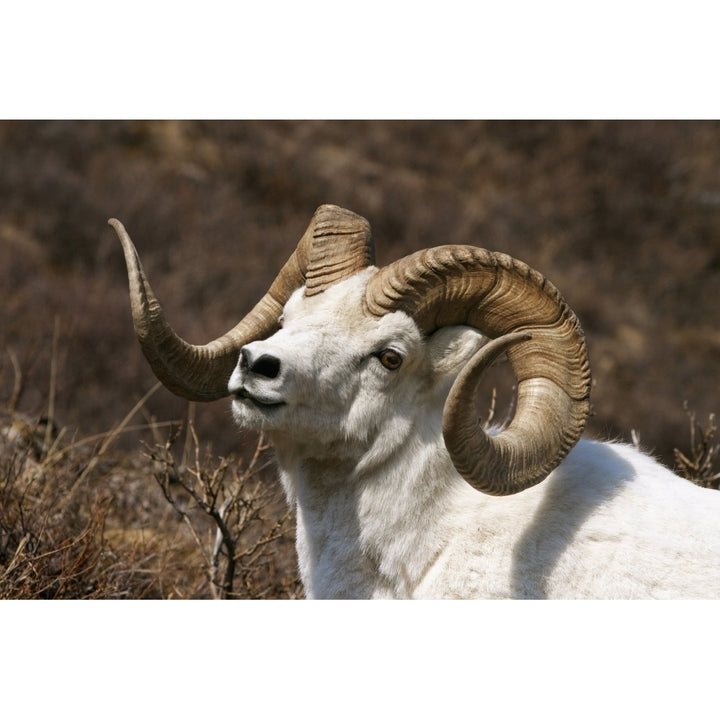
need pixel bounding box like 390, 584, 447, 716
2, 120, 719, 467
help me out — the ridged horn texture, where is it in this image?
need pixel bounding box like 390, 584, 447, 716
364, 245, 592, 496
111, 204, 374, 402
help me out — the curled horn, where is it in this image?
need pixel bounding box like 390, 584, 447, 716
112, 205, 374, 402
365, 245, 591, 496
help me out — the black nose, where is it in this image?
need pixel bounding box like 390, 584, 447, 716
241, 349, 281, 379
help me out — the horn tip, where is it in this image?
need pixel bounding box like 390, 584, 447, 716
108, 218, 131, 246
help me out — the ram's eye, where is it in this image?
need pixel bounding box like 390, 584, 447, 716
377, 349, 403, 371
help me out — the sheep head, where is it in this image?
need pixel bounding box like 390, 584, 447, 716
227, 270, 491, 467
112, 205, 591, 496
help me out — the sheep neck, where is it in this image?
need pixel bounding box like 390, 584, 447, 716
274, 430, 469, 599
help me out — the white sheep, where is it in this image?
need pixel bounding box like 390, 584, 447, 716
111, 205, 720, 599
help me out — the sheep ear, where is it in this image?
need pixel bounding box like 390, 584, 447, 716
427, 326, 487, 377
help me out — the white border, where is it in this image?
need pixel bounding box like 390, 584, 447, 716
3, 2, 719, 118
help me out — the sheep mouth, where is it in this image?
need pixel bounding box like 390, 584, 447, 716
232, 387, 285, 409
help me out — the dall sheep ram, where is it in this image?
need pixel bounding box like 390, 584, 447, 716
112, 204, 720, 599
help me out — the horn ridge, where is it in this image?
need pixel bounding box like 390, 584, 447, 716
304, 205, 375, 297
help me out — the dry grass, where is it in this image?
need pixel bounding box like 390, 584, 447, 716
0, 352, 301, 599
144, 424, 300, 599
673, 403, 720, 490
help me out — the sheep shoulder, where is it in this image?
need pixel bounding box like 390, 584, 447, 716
418, 439, 720, 599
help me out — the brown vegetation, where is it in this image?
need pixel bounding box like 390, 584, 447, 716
0, 360, 300, 599
674, 404, 720, 490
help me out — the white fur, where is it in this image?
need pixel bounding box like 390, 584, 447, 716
228, 270, 720, 599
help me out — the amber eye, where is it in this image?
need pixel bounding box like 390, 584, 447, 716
378, 349, 403, 371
